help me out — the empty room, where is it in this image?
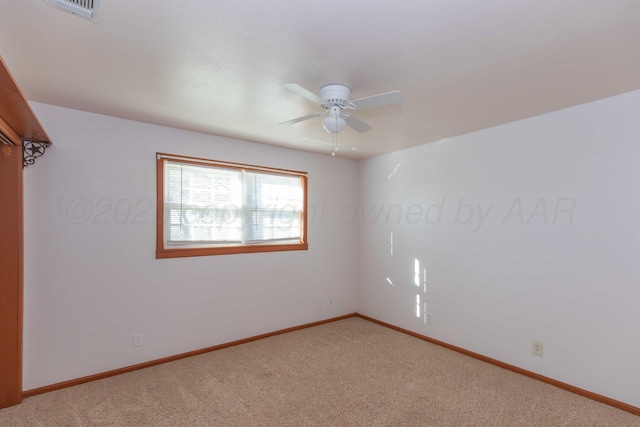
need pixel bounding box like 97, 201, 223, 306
1, 1, 639, 425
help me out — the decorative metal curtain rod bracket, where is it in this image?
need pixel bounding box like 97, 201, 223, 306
23, 139, 51, 168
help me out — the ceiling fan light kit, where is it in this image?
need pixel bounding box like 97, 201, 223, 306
322, 106, 346, 134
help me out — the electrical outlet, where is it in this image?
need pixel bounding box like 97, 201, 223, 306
426, 312, 432, 323
328, 298, 333, 306
133, 333, 144, 347
532, 340, 543, 357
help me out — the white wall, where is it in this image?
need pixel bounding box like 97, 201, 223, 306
357, 89, 640, 407
23, 103, 359, 390
23, 90, 640, 407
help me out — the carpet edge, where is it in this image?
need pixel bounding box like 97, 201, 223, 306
22, 313, 358, 398
355, 313, 640, 417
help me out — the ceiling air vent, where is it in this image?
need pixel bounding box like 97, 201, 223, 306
44, 0, 102, 23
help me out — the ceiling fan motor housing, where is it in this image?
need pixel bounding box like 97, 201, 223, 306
320, 84, 351, 108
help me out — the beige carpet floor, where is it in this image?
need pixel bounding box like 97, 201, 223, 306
1, 317, 638, 426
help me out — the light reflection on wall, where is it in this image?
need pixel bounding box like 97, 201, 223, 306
423, 268, 427, 293
390, 232, 394, 256
384, 237, 429, 322
413, 258, 429, 324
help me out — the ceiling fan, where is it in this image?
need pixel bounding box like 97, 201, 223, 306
280, 83, 404, 134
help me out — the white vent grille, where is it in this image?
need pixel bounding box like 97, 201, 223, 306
44, 0, 102, 23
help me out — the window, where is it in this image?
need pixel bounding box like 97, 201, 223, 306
156, 153, 308, 258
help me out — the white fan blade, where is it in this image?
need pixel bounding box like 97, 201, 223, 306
284, 83, 323, 105
351, 90, 404, 110
344, 114, 372, 133
279, 111, 326, 126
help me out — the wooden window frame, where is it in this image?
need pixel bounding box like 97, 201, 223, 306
156, 153, 308, 259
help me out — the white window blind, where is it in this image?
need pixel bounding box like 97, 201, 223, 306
164, 160, 304, 248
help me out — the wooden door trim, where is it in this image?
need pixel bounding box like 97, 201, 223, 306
0, 142, 23, 408
0, 55, 52, 409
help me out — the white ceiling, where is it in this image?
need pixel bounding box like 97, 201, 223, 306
1, 0, 640, 159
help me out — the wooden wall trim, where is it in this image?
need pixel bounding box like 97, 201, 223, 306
0, 56, 50, 143
0, 143, 23, 408
0, 55, 51, 410
356, 313, 640, 417
23, 313, 357, 398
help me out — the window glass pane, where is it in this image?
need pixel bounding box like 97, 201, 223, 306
163, 160, 304, 248
243, 172, 302, 242
165, 162, 243, 244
